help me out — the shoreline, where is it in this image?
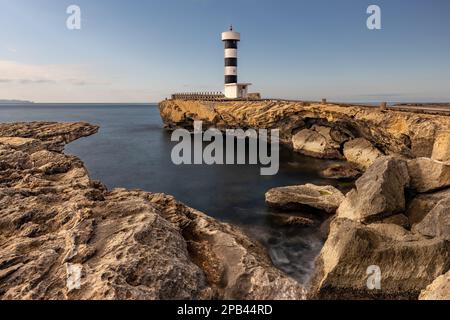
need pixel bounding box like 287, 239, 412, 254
0, 121, 305, 300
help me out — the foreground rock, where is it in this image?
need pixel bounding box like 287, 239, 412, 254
336, 157, 410, 223
265, 184, 345, 214
311, 156, 450, 299
0, 122, 305, 300
420, 271, 450, 300
407, 158, 450, 193
311, 219, 450, 299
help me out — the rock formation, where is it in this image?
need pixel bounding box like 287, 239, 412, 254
0, 122, 305, 300
420, 271, 450, 300
336, 157, 410, 223
265, 184, 345, 214
159, 100, 450, 164
311, 156, 450, 300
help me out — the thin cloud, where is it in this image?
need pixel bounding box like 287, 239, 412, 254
5, 46, 17, 53
0, 60, 110, 87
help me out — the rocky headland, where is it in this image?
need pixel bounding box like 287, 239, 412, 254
0, 122, 305, 300
160, 99, 450, 300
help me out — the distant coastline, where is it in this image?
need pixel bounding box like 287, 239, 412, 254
0, 99, 34, 105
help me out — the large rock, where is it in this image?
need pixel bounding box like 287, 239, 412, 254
420, 271, 450, 300
432, 131, 450, 163
337, 157, 410, 223
292, 127, 341, 159
413, 198, 450, 240
265, 184, 345, 214
310, 218, 450, 299
407, 158, 450, 193
343, 138, 383, 170
0, 122, 305, 300
407, 188, 450, 225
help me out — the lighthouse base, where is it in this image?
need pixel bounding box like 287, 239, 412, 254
224, 83, 252, 99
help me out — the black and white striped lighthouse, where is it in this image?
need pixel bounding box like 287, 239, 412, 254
222, 25, 240, 85
221, 26, 251, 99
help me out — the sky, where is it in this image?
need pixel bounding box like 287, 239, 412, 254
0, 0, 450, 103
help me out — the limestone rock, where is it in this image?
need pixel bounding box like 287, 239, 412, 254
413, 198, 450, 240
292, 128, 341, 159
343, 138, 383, 170
407, 188, 450, 224
265, 184, 345, 214
0, 122, 99, 152
407, 158, 450, 193
337, 157, 410, 223
310, 218, 450, 300
160, 100, 450, 159
420, 271, 450, 300
0, 137, 44, 153
432, 131, 450, 163
0, 122, 305, 300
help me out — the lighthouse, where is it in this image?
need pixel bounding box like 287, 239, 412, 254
221, 26, 251, 99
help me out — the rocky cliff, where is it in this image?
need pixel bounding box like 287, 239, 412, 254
160, 100, 450, 167
0, 122, 305, 300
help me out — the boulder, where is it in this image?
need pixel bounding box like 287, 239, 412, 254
292, 128, 342, 159
310, 218, 450, 300
407, 188, 450, 225
265, 184, 345, 214
420, 271, 450, 300
432, 131, 450, 163
413, 198, 450, 240
343, 138, 383, 170
407, 158, 450, 193
336, 157, 410, 223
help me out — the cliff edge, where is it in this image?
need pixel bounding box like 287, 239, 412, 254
160, 100, 450, 165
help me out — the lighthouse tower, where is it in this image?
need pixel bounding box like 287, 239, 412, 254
221, 26, 251, 99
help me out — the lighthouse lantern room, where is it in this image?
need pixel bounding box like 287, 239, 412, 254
221, 26, 251, 99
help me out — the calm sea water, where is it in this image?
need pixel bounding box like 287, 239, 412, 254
0, 103, 348, 284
